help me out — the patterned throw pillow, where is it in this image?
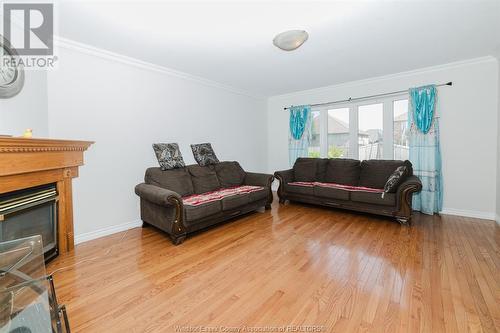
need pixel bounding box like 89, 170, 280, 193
153, 143, 185, 170
383, 166, 408, 196
191, 143, 220, 166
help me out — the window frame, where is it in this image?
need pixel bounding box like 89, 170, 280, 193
311, 93, 408, 160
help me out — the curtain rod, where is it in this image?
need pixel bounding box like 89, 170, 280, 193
283, 81, 452, 110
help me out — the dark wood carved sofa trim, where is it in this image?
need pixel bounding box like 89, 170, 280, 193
135, 162, 274, 245
274, 158, 422, 225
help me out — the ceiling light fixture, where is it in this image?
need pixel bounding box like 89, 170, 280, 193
273, 30, 309, 51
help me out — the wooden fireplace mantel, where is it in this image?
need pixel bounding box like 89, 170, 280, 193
0, 137, 94, 254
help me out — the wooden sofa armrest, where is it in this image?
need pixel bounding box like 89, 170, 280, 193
274, 169, 294, 183
394, 175, 423, 225
273, 169, 294, 204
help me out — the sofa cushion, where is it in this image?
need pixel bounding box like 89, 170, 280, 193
215, 161, 246, 188
145, 167, 194, 197
324, 159, 361, 185
249, 188, 268, 202
152, 143, 185, 170
184, 201, 221, 222
313, 185, 349, 201
315, 158, 329, 182
285, 182, 314, 196
293, 158, 318, 182
351, 191, 395, 206
359, 160, 411, 189
182, 186, 264, 206
191, 143, 220, 166
187, 165, 221, 194
221, 193, 250, 211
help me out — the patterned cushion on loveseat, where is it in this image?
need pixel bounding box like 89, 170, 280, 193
153, 143, 185, 170
191, 143, 220, 166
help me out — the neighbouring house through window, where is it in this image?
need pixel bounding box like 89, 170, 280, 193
393, 99, 409, 160
358, 103, 383, 160
327, 108, 350, 158
308, 110, 321, 158
308, 96, 409, 160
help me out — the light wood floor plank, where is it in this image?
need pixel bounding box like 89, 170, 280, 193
48, 198, 500, 332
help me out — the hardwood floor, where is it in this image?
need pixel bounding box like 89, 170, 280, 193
48, 199, 500, 332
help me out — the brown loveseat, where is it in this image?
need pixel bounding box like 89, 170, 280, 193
135, 161, 274, 244
274, 158, 422, 225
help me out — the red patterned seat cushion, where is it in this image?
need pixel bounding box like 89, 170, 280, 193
288, 181, 383, 193
182, 185, 264, 206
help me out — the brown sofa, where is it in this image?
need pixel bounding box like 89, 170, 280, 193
135, 161, 274, 244
274, 158, 422, 225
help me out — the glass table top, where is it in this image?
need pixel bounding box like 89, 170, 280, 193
0, 235, 67, 333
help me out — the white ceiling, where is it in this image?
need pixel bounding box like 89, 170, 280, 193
56, 0, 500, 97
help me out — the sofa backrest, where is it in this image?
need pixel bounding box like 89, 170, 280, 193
145, 161, 248, 197
214, 161, 246, 188
187, 165, 221, 194
145, 167, 194, 197
293, 157, 360, 185
358, 159, 413, 189
324, 158, 361, 185
293, 158, 328, 182
292, 157, 412, 188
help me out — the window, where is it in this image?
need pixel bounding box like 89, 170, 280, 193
327, 108, 349, 158
393, 99, 409, 160
358, 103, 383, 160
309, 94, 408, 160
308, 110, 321, 158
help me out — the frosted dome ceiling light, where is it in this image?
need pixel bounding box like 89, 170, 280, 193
273, 30, 309, 51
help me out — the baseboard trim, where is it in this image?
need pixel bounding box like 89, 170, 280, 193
72, 207, 495, 245
74, 219, 143, 245
440, 208, 495, 221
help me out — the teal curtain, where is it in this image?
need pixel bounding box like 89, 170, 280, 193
410, 85, 436, 133
288, 105, 312, 166
408, 85, 443, 214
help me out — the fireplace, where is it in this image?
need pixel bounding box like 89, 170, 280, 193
0, 184, 59, 261
0, 137, 93, 254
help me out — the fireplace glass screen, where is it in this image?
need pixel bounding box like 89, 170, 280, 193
0, 185, 58, 261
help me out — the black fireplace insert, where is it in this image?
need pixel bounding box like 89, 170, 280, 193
0, 184, 59, 262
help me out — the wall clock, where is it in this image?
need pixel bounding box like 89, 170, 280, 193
0, 35, 24, 98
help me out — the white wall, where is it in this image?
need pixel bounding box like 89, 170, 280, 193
47, 43, 267, 241
267, 57, 499, 220
0, 22, 49, 137
0, 70, 48, 137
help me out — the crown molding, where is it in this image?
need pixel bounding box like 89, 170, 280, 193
53, 36, 264, 100
271, 56, 498, 100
